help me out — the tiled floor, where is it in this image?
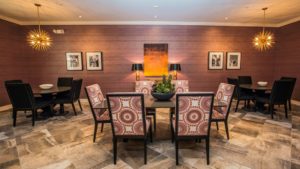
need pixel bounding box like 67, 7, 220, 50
0, 101, 300, 169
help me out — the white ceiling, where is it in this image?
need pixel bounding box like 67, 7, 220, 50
0, 0, 300, 27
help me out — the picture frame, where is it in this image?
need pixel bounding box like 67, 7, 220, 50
86, 51, 103, 71
226, 52, 241, 70
66, 52, 83, 70
208, 52, 224, 70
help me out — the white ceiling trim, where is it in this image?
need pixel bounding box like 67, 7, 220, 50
1, 15, 299, 28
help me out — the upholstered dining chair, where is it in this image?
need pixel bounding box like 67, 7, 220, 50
107, 92, 153, 165
280, 77, 297, 111
172, 80, 189, 93
211, 83, 235, 139
171, 92, 214, 165
135, 80, 157, 131
85, 84, 111, 142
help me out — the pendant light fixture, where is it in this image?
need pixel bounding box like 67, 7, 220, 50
27, 3, 52, 51
253, 7, 274, 51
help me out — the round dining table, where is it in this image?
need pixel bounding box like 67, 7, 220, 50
33, 86, 71, 118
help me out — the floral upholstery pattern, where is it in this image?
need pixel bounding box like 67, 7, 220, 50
214, 83, 235, 118
86, 84, 109, 121
173, 95, 213, 136
108, 95, 150, 136
135, 81, 154, 95
172, 80, 189, 93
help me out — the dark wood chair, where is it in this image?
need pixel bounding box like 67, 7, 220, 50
5, 80, 24, 116
235, 76, 255, 111
5, 83, 53, 126
171, 92, 214, 165
57, 77, 73, 87
280, 77, 297, 111
211, 83, 235, 139
54, 79, 83, 115
256, 80, 291, 119
107, 92, 153, 165
238, 76, 252, 84
85, 84, 111, 142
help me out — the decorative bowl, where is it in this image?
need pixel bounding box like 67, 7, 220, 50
151, 92, 175, 101
257, 81, 268, 87
39, 84, 54, 90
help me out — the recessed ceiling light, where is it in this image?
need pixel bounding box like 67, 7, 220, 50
225, 17, 229, 20
153, 5, 159, 8
78, 15, 82, 18
154, 15, 158, 19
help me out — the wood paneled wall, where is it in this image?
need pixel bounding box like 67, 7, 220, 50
1, 19, 299, 105
274, 21, 300, 100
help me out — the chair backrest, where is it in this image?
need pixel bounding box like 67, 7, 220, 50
5, 83, 34, 109
280, 77, 297, 99
175, 92, 214, 137
270, 80, 291, 104
4, 80, 23, 104
135, 81, 154, 95
85, 84, 105, 121
107, 92, 146, 137
72, 79, 82, 101
215, 83, 235, 119
57, 77, 73, 87
238, 76, 252, 85
227, 78, 238, 98
172, 80, 189, 93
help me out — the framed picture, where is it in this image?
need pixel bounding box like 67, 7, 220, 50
208, 52, 224, 70
86, 52, 103, 70
144, 44, 168, 76
226, 52, 241, 70
66, 52, 83, 70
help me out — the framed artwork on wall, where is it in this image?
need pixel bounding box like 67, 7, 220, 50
86, 51, 103, 70
66, 52, 83, 70
208, 51, 224, 70
226, 52, 241, 70
144, 43, 168, 76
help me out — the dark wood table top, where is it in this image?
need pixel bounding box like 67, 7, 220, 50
33, 86, 71, 95
239, 84, 272, 91
93, 96, 227, 109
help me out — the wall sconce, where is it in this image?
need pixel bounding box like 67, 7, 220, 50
169, 64, 181, 80
132, 64, 143, 81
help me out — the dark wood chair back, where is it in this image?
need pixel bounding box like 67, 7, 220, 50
280, 77, 297, 100
238, 76, 252, 85
72, 79, 83, 101
5, 83, 34, 109
57, 77, 73, 87
270, 80, 291, 104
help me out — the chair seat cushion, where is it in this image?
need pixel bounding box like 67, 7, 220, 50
256, 96, 270, 104
212, 110, 225, 120
95, 110, 110, 121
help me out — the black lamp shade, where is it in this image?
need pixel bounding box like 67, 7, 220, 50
132, 64, 143, 71
169, 64, 181, 71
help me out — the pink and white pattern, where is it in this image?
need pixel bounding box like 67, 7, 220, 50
108, 95, 150, 136
135, 81, 154, 95
172, 80, 189, 93
86, 84, 108, 121
173, 95, 213, 136
214, 83, 235, 118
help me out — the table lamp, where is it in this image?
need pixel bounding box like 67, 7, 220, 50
169, 64, 181, 80
131, 64, 143, 81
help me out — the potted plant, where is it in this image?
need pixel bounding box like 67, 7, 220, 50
151, 75, 175, 101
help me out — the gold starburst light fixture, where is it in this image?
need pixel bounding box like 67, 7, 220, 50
253, 7, 274, 51
27, 3, 52, 51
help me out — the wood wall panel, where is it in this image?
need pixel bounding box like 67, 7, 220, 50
1, 20, 299, 105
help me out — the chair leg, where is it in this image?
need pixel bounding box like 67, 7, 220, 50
224, 121, 230, 140
113, 138, 117, 164
32, 109, 36, 126
144, 138, 147, 164
93, 123, 98, 142
216, 122, 219, 130
270, 104, 274, 119
149, 125, 153, 143
284, 103, 288, 118
206, 138, 210, 165
101, 123, 104, 132
175, 139, 179, 165
13, 109, 17, 127
72, 103, 77, 115
288, 99, 292, 111
235, 100, 240, 112
153, 113, 156, 132
78, 100, 83, 111
59, 104, 64, 113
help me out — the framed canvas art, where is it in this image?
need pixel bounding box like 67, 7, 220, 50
66, 52, 83, 70
226, 52, 241, 70
144, 44, 168, 76
86, 51, 103, 70
208, 52, 224, 70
